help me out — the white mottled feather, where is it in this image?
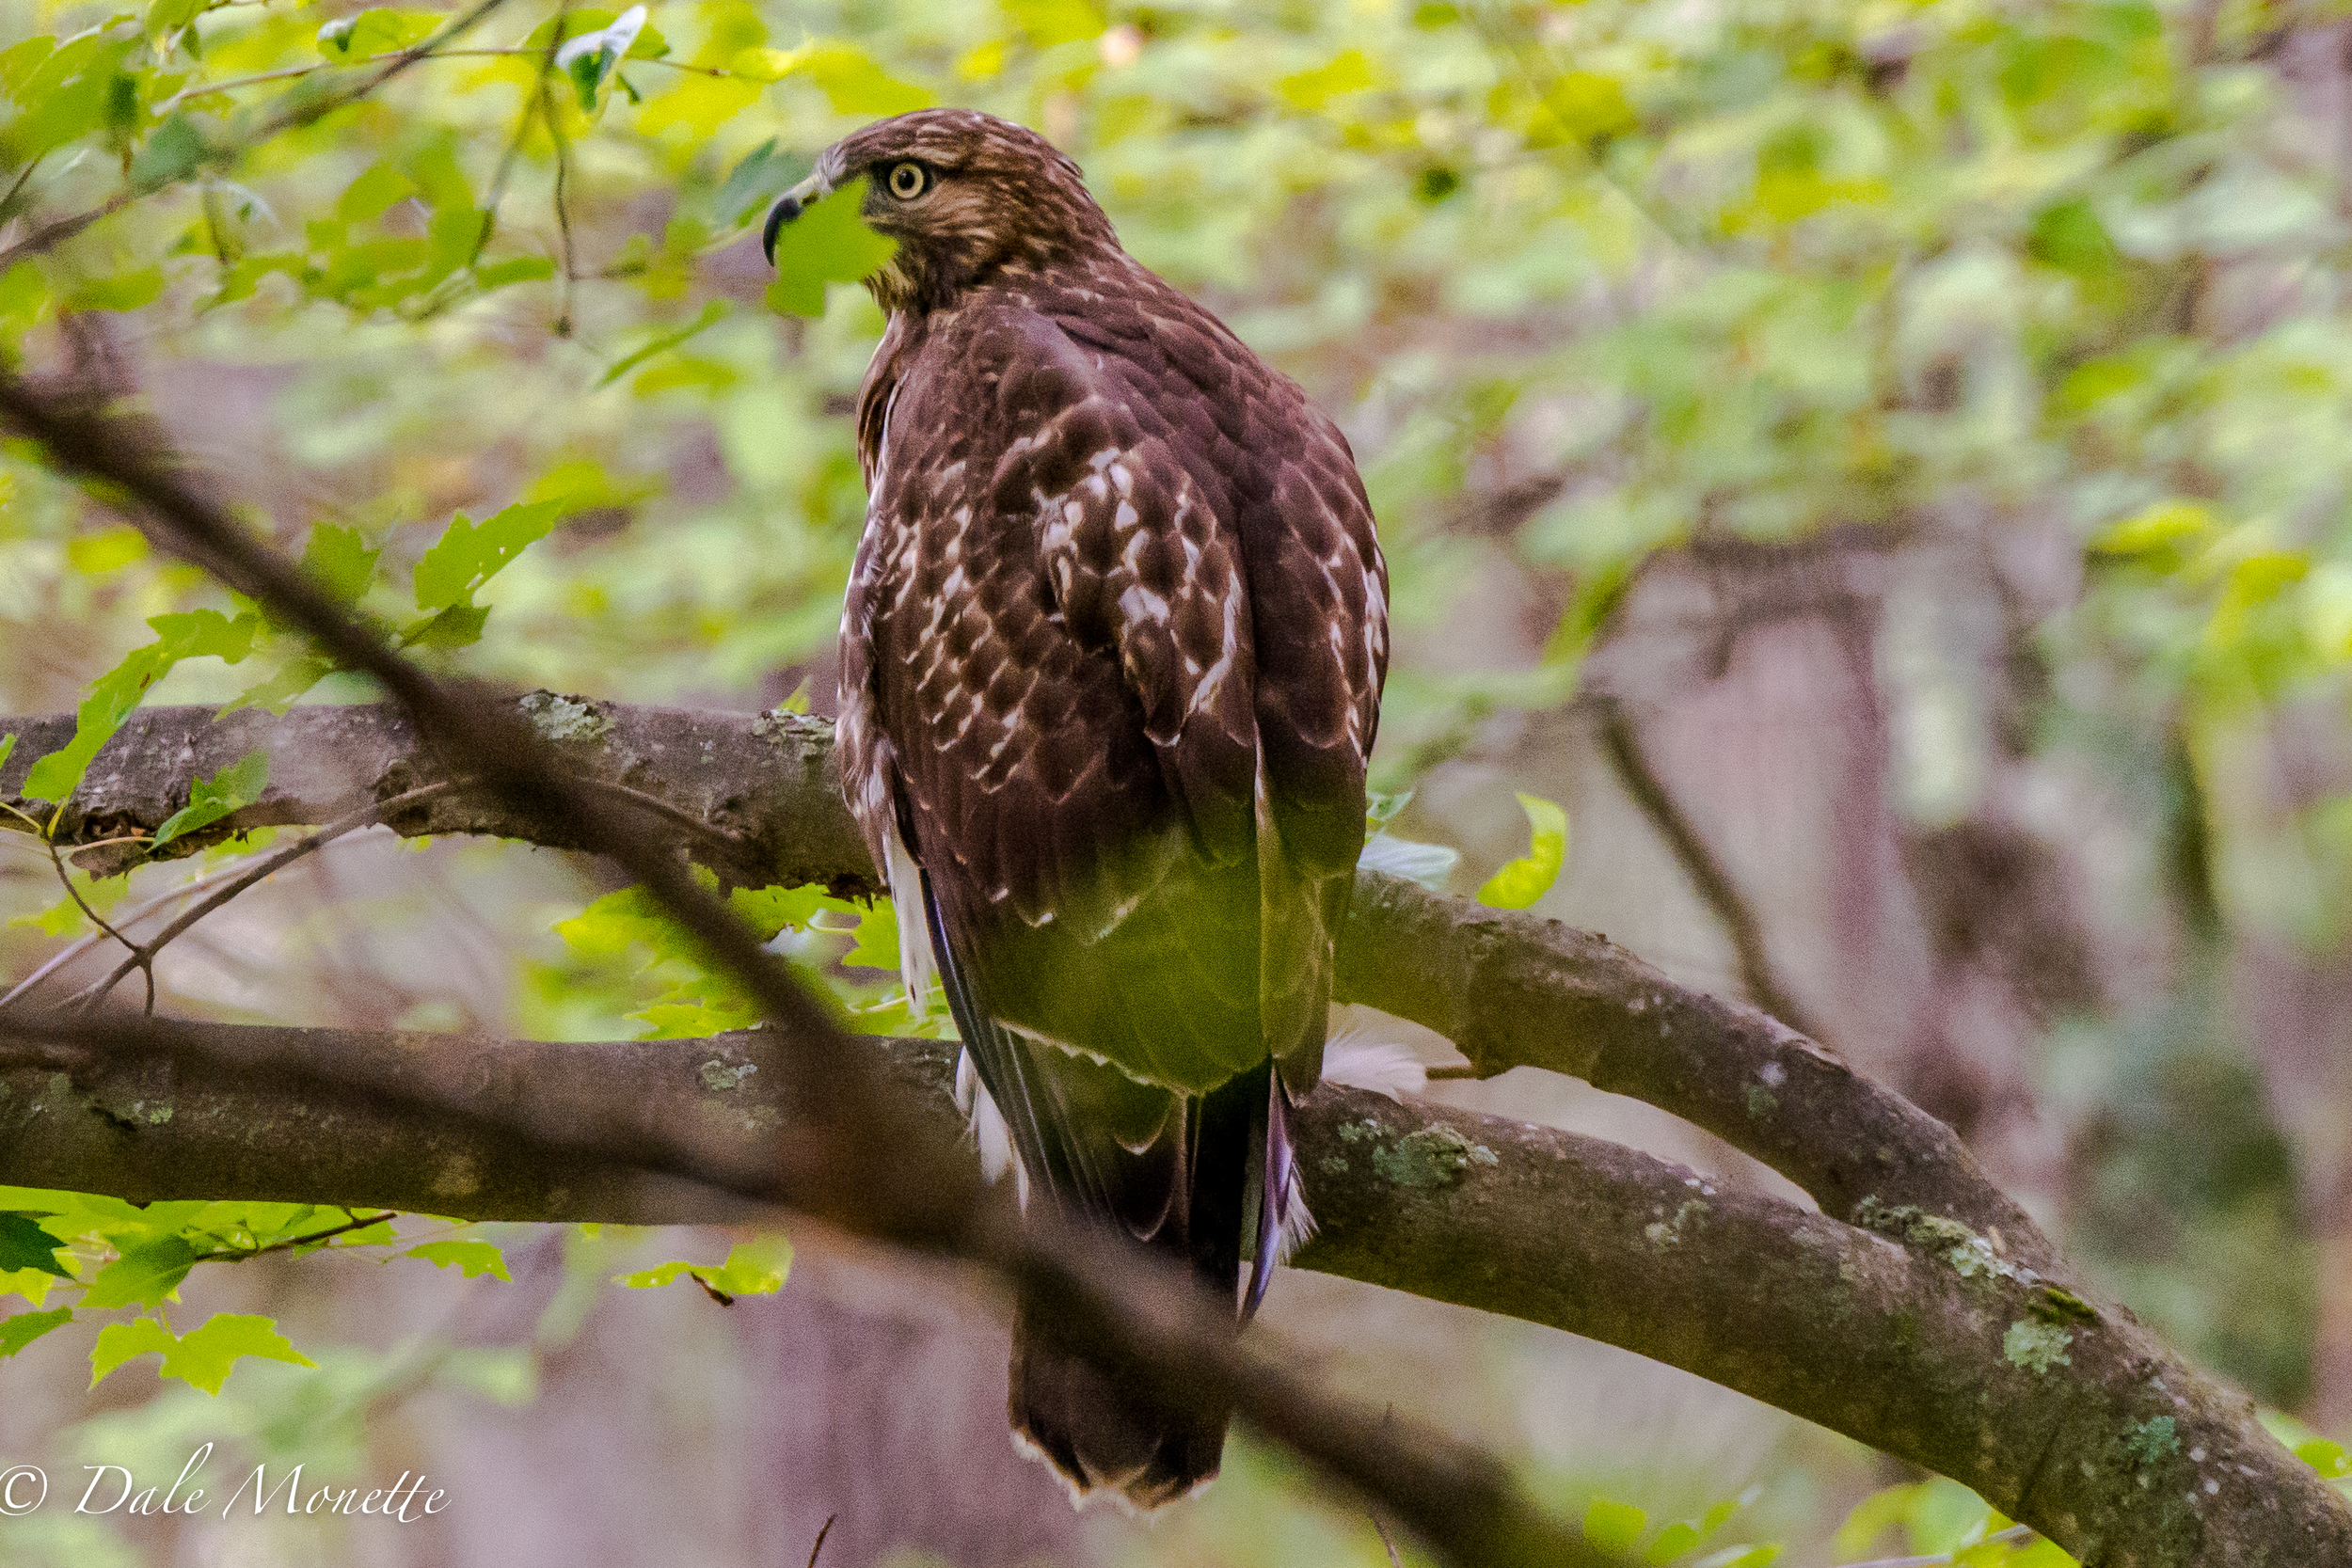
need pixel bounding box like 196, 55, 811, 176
1319, 1024, 1430, 1101
884, 817, 938, 1011
955, 1048, 1031, 1208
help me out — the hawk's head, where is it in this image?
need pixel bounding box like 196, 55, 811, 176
762, 109, 1119, 315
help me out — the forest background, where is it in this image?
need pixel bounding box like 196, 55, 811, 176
1, 0, 2350, 1561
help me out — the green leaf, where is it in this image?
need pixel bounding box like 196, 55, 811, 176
317, 8, 439, 56
412, 500, 563, 612
228, 655, 335, 715
0, 1306, 72, 1358
151, 749, 268, 847
2297, 1437, 2352, 1478
66, 527, 148, 575
614, 1235, 791, 1301
405, 1239, 511, 1280
768, 40, 932, 115
399, 602, 490, 650
336, 163, 417, 227
1476, 792, 1569, 909
0, 1213, 72, 1278
301, 523, 382, 605
2094, 500, 2216, 562
728, 882, 826, 940
316, 1217, 395, 1248
20, 610, 256, 801
555, 4, 647, 112
129, 114, 208, 187
715, 139, 813, 230
1691, 1549, 1779, 1568
87, 1316, 175, 1386
147, 0, 208, 39
81, 1237, 198, 1309
473, 256, 557, 290
1648, 1521, 1702, 1562
1585, 1496, 1648, 1555
168, 1314, 315, 1393
835, 895, 899, 970
91, 1311, 312, 1394
69, 266, 166, 314
522, 8, 671, 58
1279, 49, 1378, 111
701, 1235, 792, 1296
764, 178, 898, 318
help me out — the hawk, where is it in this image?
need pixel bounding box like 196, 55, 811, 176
764, 109, 1388, 1510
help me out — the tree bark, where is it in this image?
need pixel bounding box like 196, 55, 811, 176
5, 699, 2347, 1565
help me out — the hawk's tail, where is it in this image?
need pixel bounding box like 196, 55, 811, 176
1007, 1059, 1286, 1512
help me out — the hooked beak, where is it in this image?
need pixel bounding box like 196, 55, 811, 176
761, 169, 834, 267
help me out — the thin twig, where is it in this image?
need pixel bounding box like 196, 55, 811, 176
541, 60, 579, 335
577, 777, 755, 855
2, 843, 315, 1010
467, 10, 563, 271
190, 1207, 396, 1263
0, 153, 44, 224
804, 1514, 836, 1568
166, 46, 739, 106
43, 842, 136, 958
40, 835, 152, 1012
66, 781, 460, 1013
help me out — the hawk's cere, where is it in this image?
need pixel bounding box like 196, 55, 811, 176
765, 109, 1389, 1510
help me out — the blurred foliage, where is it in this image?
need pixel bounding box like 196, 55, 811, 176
2, 0, 2352, 1558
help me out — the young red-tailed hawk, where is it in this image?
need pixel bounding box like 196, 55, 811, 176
765, 109, 1388, 1509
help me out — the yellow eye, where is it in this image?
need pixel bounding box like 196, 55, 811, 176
886, 162, 930, 200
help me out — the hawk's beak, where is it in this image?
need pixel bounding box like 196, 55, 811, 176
761, 169, 834, 267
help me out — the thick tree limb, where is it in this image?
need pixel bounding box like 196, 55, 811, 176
1, 698, 2053, 1269
0, 1010, 1603, 1568
0, 1017, 2341, 1566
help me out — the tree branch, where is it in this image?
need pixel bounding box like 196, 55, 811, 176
0, 1015, 2340, 1565
0, 698, 2053, 1270
0, 1008, 1606, 1568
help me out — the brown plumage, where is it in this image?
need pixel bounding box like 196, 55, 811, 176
765, 109, 1388, 1510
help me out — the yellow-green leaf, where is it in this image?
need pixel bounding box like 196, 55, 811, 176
151, 750, 268, 847
1477, 793, 1569, 909
80, 1236, 196, 1310
92, 1311, 313, 1394
0, 1306, 71, 1357
405, 1239, 511, 1280
1584, 1496, 1647, 1555
614, 1234, 791, 1300
765, 177, 898, 318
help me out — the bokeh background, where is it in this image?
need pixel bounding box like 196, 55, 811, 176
2, 0, 2350, 1560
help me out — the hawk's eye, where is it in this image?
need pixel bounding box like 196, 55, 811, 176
885, 162, 931, 200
